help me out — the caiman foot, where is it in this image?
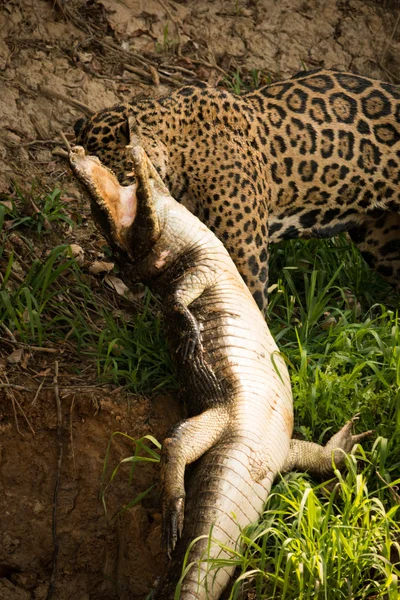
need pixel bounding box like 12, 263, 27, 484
162, 495, 185, 557
170, 298, 204, 362
324, 414, 374, 459
159, 410, 229, 557
315, 414, 374, 475
285, 414, 374, 476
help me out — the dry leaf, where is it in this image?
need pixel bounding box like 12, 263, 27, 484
89, 261, 114, 275
104, 275, 129, 296
8, 233, 24, 247
21, 352, 29, 370
0, 357, 7, 371
321, 312, 337, 330
149, 65, 160, 86
343, 289, 362, 316
37, 368, 51, 377
69, 243, 85, 265
104, 275, 136, 302
0, 200, 13, 210
7, 348, 23, 364
91, 58, 102, 72
12, 260, 24, 274
77, 51, 93, 63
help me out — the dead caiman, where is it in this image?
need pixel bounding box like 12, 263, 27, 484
69, 136, 370, 599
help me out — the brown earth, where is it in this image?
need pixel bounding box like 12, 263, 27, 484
1, 1, 400, 598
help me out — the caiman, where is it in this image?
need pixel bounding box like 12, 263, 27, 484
68, 131, 370, 599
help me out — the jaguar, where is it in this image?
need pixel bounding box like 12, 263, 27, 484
74, 68, 400, 314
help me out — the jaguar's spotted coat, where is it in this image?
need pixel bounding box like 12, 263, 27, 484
75, 69, 400, 313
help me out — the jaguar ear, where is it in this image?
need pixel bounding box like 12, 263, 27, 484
74, 117, 87, 139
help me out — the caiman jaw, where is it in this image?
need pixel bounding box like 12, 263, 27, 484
69, 145, 137, 249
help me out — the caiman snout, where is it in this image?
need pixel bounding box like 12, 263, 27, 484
69, 145, 138, 245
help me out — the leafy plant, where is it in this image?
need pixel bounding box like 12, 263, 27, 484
101, 432, 161, 521
3, 186, 75, 235
156, 22, 179, 54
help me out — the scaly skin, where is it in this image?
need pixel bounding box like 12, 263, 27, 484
69, 140, 371, 599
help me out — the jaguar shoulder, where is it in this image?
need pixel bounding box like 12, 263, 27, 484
75, 68, 400, 313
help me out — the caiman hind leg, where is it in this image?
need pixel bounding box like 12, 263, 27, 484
348, 211, 400, 293
161, 407, 229, 555
283, 416, 373, 476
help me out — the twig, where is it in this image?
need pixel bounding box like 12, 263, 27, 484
52, 148, 69, 159
46, 361, 63, 600
123, 63, 183, 86
10, 393, 35, 435
1, 323, 17, 343
160, 63, 197, 77
21, 140, 62, 147
376, 470, 400, 505
97, 38, 158, 69
5, 381, 23, 436
0, 337, 60, 352
59, 130, 71, 152
188, 57, 228, 77
39, 85, 94, 117
0, 383, 30, 391
64, 74, 86, 89
0, 382, 113, 393
31, 379, 45, 406
1, 375, 35, 434
373, 59, 400, 84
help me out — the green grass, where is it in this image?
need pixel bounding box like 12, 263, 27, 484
1, 191, 399, 597
230, 450, 399, 599
267, 236, 400, 474
3, 186, 76, 234
0, 198, 176, 392
225, 67, 271, 94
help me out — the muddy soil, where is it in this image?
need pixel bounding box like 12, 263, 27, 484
0, 1, 399, 598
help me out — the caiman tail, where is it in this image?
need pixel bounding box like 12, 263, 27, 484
157, 441, 273, 599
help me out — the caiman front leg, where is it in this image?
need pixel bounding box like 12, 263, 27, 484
168, 294, 203, 362
161, 407, 229, 556
166, 263, 217, 362
283, 416, 373, 477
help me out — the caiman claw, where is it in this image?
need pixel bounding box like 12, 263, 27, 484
327, 414, 374, 454
177, 328, 204, 362
322, 413, 374, 472
162, 495, 185, 557
173, 302, 204, 362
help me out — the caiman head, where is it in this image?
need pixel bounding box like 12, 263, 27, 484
69, 120, 169, 266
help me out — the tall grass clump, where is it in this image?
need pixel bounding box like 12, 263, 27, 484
229, 445, 400, 599
0, 196, 176, 393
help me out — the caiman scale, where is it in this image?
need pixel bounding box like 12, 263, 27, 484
69, 133, 370, 599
